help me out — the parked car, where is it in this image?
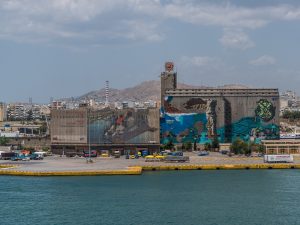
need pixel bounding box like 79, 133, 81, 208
114, 150, 121, 158
258, 153, 264, 157
198, 151, 209, 156
29, 154, 43, 160
220, 150, 229, 155
83, 150, 98, 158
172, 151, 183, 156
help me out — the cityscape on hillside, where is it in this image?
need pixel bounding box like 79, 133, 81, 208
0, 80, 299, 137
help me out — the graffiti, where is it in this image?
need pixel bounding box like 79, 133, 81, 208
164, 96, 182, 113
255, 99, 276, 122
160, 112, 207, 144
160, 96, 279, 144
165, 96, 208, 114
206, 99, 217, 138
229, 117, 279, 143
183, 98, 207, 111
89, 109, 159, 144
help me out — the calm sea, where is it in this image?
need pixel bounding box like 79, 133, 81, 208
0, 170, 300, 225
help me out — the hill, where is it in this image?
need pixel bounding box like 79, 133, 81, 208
75, 80, 248, 102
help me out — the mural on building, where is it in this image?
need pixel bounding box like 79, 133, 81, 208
160, 97, 279, 144
160, 112, 208, 145
255, 99, 276, 122
89, 108, 159, 144
206, 99, 217, 138
161, 96, 209, 145
220, 117, 279, 143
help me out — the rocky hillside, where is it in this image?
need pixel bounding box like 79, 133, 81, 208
75, 80, 248, 102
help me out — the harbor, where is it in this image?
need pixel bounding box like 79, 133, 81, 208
2, 152, 300, 176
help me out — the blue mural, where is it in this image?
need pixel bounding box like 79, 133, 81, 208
160, 112, 279, 144
229, 117, 279, 143
160, 112, 209, 144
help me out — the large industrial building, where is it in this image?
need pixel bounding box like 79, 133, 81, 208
50, 62, 280, 154
50, 107, 160, 154
160, 62, 280, 145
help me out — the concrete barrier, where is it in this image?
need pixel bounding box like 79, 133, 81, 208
141, 164, 300, 171
0, 166, 142, 176
1, 164, 300, 176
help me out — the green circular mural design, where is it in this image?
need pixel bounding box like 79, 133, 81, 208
255, 99, 275, 122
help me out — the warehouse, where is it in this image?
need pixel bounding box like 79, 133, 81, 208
160, 62, 280, 145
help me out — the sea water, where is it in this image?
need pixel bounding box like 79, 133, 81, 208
0, 170, 300, 225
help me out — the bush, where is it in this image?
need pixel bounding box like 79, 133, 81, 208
182, 141, 192, 151
211, 137, 220, 149
230, 138, 248, 155
204, 143, 212, 151
282, 110, 300, 120
0, 136, 9, 146
163, 141, 174, 150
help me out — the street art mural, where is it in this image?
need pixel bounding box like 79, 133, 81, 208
160, 97, 279, 144
231, 117, 279, 143
160, 112, 209, 145
89, 108, 159, 144
161, 96, 213, 145
255, 99, 276, 122
206, 99, 217, 138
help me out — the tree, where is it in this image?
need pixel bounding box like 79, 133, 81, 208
282, 110, 300, 121
204, 142, 212, 151
230, 138, 248, 155
182, 141, 192, 151
211, 137, 220, 149
39, 122, 48, 135
0, 136, 9, 146
163, 141, 174, 150
27, 109, 33, 121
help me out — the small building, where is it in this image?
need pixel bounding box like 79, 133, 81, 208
262, 139, 300, 155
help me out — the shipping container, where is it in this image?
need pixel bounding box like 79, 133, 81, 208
264, 155, 294, 163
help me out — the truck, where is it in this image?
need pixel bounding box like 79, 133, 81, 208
165, 155, 190, 163
0, 152, 17, 160
264, 155, 294, 163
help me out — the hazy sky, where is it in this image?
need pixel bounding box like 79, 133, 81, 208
1, 0, 300, 103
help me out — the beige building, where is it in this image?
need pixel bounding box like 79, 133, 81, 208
50, 107, 160, 154
0, 103, 6, 122
262, 139, 300, 155
51, 108, 88, 144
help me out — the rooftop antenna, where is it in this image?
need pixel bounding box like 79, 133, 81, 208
105, 80, 109, 106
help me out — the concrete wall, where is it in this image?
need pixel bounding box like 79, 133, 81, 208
88, 108, 159, 144
51, 107, 160, 146
51, 109, 88, 144
161, 91, 279, 144
7, 137, 51, 149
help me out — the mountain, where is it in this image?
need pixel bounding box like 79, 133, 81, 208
74, 80, 249, 102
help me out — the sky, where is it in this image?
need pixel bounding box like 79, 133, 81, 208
1, 0, 300, 103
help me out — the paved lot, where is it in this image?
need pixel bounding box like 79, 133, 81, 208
1, 152, 300, 172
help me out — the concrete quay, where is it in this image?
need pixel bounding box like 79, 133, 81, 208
1, 152, 300, 176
